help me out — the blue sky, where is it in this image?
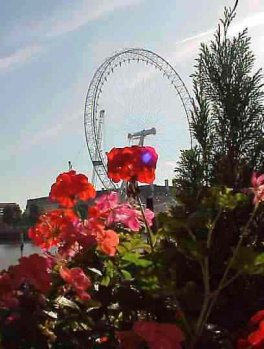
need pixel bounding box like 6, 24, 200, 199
1, 0, 264, 209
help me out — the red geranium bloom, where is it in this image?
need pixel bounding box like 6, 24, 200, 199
9, 254, 51, 294
250, 310, 264, 326
28, 209, 76, 250
237, 309, 264, 349
0, 272, 19, 308
50, 170, 96, 208
237, 338, 251, 349
107, 146, 158, 184
251, 172, 264, 205
117, 331, 144, 349
97, 229, 119, 256
133, 321, 184, 349
248, 322, 264, 347
60, 266, 92, 300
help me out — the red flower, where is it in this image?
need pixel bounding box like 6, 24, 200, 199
107, 146, 158, 184
251, 172, 264, 205
85, 216, 119, 256
250, 310, 264, 326
50, 170, 96, 208
248, 322, 264, 347
133, 321, 184, 349
28, 209, 77, 250
59, 266, 92, 300
117, 331, 144, 349
9, 254, 51, 294
237, 338, 251, 349
0, 272, 19, 308
118, 322, 184, 349
96, 336, 109, 344
97, 229, 119, 256
237, 309, 264, 348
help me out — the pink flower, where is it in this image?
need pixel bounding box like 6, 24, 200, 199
95, 192, 119, 212
251, 172, 264, 205
107, 205, 141, 231
107, 204, 154, 232
144, 208, 155, 226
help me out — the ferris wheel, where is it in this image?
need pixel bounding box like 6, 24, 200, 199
84, 48, 193, 190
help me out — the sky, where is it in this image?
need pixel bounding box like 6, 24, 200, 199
1, 0, 264, 209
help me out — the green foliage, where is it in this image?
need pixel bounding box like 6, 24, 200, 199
121, 252, 152, 267
232, 247, 264, 275
175, 6, 264, 189
202, 187, 248, 210
2, 204, 22, 226
170, 8, 264, 344
174, 147, 205, 194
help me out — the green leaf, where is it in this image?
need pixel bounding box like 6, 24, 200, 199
204, 187, 247, 210
100, 260, 115, 286
101, 275, 111, 286
232, 248, 264, 275
255, 253, 264, 265
120, 269, 133, 280
121, 252, 152, 267
119, 235, 151, 254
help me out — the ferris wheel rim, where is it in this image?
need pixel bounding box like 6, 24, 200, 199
84, 48, 193, 190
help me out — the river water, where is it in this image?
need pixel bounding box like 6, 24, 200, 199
0, 242, 41, 271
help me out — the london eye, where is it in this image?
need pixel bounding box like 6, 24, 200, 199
84, 48, 193, 190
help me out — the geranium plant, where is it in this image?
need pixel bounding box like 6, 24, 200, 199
0, 146, 263, 349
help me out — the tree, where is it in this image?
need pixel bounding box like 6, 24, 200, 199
2, 204, 22, 226
2, 206, 14, 226
173, 147, 205, 194
169, 4, 264, 347
175, 5, 264, 189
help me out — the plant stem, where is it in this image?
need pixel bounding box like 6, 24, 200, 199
193, 209, 222, 342
198, 205, 258, 333
136, 190, 194, 339
136, 195, 155, 253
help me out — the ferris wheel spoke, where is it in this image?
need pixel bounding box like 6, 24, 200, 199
84, 48, 193, 190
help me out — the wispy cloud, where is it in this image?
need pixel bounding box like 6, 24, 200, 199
0, 45, 43, 72
1, 0, 143, 72
230, 11, 264, 35
168, 10, 264, 66
46, 0, 143, 37
177, 29, 214, 46
6, 112, 81, 157
121, 9, 264, 91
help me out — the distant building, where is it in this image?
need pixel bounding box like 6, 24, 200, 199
0, 203, 20, 222
25, 180, 175, 215
138, 183, 176, 213
25, 197, 59, 215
